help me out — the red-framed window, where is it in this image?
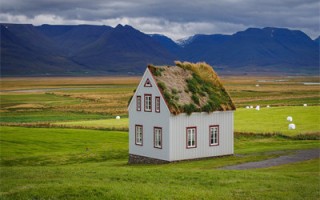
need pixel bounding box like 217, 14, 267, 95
154, 127, 162, 149
136, 96, 141, 111
144, 94, 152, 112
135, 125, 143, 146
209, 125, 219, 146
186, 127, 197, 149
155, 96, 160, 113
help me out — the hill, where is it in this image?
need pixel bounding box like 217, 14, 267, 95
1, 24, 319, 76
178, 28, 319, 73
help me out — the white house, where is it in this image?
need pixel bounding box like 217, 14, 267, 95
128, 61, 236, 164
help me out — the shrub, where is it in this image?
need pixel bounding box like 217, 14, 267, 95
183, 103, 197, 115
191, 94, 200, 105
186, 78, 199, 93
171, 88, 178, 94
157, 82, 166, 91
202, 103, 212, 113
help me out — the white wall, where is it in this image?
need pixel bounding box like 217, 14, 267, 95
169, 111, 234, 161
128, 69, 171, 161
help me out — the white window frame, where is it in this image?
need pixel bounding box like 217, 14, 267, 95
144, 94, 152, 112
136, 96, 141, 111
154, 127, 162, 149
209, 125, 219, 146
186, 127, 197, 148
155, 96, 160, 113
135, 125, 143, 146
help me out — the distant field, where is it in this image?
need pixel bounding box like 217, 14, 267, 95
1, 76, 319, 136
52, 106, 320, 136
0, 76, 319, 199
53, 118, 129, 130
235, 106, 320, 135
0, 126, 319, 199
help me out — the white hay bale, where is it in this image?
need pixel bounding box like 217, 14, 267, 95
250, 105, 253, 109
116, 116, 121, 120
288, 123, 296, 130
303, 104, 307, 107
266, 105, 270, 108
287, 116, 293, 122
255, 105, 260, 110
246, 106, 250, 109
256, 84, 260, 87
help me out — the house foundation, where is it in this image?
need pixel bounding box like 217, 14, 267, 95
128, 154, 169, 164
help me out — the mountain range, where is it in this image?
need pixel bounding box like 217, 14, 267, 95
1, 23, 319, 76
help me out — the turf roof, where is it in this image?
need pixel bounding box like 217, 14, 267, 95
148, 61, 236, 115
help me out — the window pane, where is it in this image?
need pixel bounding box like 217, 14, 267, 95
210, 126, 218, 145
187, 128, 196, 148
154, 128, 162, 148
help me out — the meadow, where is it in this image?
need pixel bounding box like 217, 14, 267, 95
0, 75, 319, 199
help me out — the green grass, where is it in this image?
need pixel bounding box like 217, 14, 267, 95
53, 118, 129, 130
0, 93, 83, 108
0, 126, 127, 166
235, 106, 320, 135
0, 126, 319, 199
36, 106, 320, 137
0, 111, 108, 123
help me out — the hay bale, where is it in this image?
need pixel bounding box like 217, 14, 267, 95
288, 123, 296, 130
256, 84, 260, 87
255, 105, 260, 111
116, 116, 121, 120
303, 104, 307, 107
287, 116, 293, 122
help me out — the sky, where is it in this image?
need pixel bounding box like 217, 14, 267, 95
0, 0, 319, 40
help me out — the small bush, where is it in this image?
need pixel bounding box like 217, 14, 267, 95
172, 88, 178, 94
202, 103, 212, 113
163, 91, 172, 101
183, 103, 197, 115
157, 82, 166, 91
191, 94, 200, 105
186, 78, 199, 93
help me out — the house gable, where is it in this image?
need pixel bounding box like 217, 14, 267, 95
128, 68, 170, 115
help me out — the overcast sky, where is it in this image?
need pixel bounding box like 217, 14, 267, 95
0, 0, 319, 40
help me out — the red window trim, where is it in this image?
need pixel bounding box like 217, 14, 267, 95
136, 96, 141, 111
144, 94, 152, 112
186, 126, 197, 149
135, 124, 143, 146
153, 127, 162, 149
155, 96, 160, 113
209, 125, 219, 146
144, 78, 152, 87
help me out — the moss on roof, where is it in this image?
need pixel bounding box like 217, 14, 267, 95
148, 61, 236, 115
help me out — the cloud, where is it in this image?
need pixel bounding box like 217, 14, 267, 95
0, 0, 319, 39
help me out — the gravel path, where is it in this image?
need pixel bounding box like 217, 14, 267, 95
221, 148, 319, 170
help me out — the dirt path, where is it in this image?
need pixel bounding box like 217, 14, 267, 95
221, 148, 319, 170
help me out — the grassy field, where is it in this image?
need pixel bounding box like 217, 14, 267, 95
1, 126, 319, 199
0, 76, 319, 199
51, 106, 320, 136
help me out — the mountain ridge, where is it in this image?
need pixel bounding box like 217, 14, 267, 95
1, 23, 319, 76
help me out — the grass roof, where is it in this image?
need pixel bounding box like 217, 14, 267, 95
148, 61, 236, 115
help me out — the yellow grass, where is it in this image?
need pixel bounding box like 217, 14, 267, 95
0, 76, 140, 91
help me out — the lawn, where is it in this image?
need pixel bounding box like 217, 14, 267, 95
0, 126, 319, 199
235, 106, 320, 135
0, 76, 319, 199
51, 106, 319, 136
53, 118, 129, 130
